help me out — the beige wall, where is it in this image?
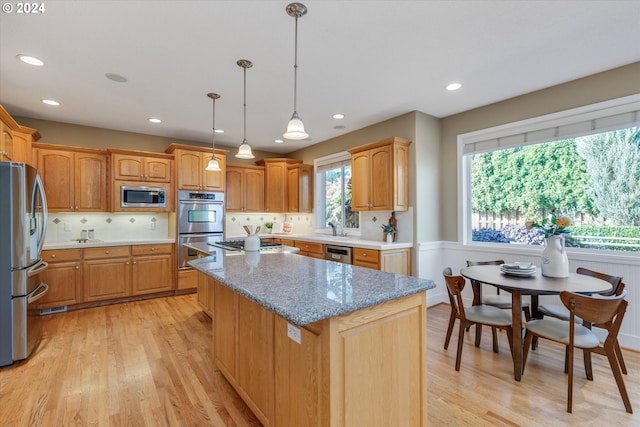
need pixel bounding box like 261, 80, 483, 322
15, 116, 281, 162
439, 61, 640, 242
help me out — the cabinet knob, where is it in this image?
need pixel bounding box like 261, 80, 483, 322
151, 247, 156, 251
362, 253, 367, 257
75, 266, 80, 270
133, 261, 137, 264
51, 254, 56, 258
105, 250, 110, 254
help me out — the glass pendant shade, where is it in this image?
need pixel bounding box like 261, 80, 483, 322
283, 112, 308, 140
205, 156, 221, 171
236, 140, 254, 159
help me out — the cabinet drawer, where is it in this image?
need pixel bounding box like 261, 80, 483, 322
131, 243, 173, 256
83, 245, 131, 259
294, 241, 324, 255
279, 238, 295, 246
42, 249, 82, 263
353, 247, 380, 264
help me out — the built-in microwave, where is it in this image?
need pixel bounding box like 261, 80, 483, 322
120, 185, 166, 208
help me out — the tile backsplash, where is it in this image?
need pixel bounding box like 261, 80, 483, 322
224, 213, 315, 237
45, 213, 170, 243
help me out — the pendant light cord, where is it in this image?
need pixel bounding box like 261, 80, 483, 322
292, 15, 299, 113
243, 65, 247, 143
211, 97, 216, 149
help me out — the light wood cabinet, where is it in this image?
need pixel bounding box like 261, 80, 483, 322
348, 137, 411, 211
37, 249, 82, 308
110, 151, 172, 182
166, 143, 228, 191
214, 282, 237, 381
131, 244, 174, 295
294, 240, 324, 259
256, 158, 302, 212
225, 165, 265, 212
353, 246, 411, 275
288, 163, 313, 213
0, 104, 39, 165
34, 143, 108, 212
82, 246, 131, 302
196, 253, 214, 316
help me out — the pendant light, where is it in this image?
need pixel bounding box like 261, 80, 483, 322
283, 2, 309, 140
205, 92, 222, 171
235, 59, 255, 159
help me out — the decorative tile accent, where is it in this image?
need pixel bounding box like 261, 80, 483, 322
106, 218, 113, 223
246, 217, 251, 222
151, 217, 157, 223
52, 218, 61, 224
231, 217, 237, 222
129, 218, 136, 223
80, 218, 88, 224
372, 216, 378, 223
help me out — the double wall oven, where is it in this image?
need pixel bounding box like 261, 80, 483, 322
177, 190, 224, 269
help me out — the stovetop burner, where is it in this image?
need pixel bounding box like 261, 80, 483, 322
211, 240, 283, 251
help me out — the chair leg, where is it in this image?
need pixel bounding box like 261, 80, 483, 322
615, 340, 628, 375
475, 324, 482, 347
491, 327, 499, 353
567, 343, 575, 413
605, 346, 633, 413
523, 306, 531, 321
444, 309, 456, 350
564, 346, 569, 374
455, 320, 466, 371
583, 349, 593, 381
522, 331, 533, 375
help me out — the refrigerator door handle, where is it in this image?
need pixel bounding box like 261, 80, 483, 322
33, 173, 48, 257
27, 282, 49, 304
27, 261, 49, 277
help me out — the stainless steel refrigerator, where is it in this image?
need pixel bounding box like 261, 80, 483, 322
0, 162, 49, 367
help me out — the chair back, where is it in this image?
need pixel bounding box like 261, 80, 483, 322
560, 291, 628, 341
443, 268, 467, 321
576, 267, 623, 296
466, 260, 505, 267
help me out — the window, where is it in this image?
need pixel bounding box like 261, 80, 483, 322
315, 152, 359, 231
459, 95, 640, 252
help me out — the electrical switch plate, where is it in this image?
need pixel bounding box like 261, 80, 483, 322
64, 223, 71, 232
287, 323, 301, 344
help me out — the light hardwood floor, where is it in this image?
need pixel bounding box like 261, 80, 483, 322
1, 295, 638, 426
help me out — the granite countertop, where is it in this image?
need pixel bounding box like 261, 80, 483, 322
43, 238, 176, 250
188, 247, 435, 326
229, 233, 413, 250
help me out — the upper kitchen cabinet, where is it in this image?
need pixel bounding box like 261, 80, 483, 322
109, 149, 172, 183
348, 137, 411, 211
256, 158, 302, 213
34, 143, 108, 212
165, 143, 228, 192
0, 104, 40, 166
226, 165, 264, 212
287, 163, 313, 213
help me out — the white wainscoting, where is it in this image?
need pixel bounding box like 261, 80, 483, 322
417, 241, 640, 351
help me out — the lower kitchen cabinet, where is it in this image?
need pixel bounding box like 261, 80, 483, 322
83, 246, 132, 302
38, 249, 82, 308
131, 244, 174, 295
196, 254, 214, 317
294, 240, 324, 259
353, 246, 411, 275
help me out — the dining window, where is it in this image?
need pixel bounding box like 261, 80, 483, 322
314, 152, 359, 232
459, 96, 640, 252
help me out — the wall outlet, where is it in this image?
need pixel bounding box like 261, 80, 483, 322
64, 223, 72, 232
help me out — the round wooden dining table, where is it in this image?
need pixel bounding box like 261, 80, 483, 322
460, 264, 612, 381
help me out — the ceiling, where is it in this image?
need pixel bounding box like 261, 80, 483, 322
1, 1, 639, 154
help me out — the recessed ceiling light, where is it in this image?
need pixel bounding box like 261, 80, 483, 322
274, 139, 284, 144
17, 55, 44, 66
215, 129, 224, 134
332, 113, 345, 119
445, 82, 462, 91
41, 99, 60, 106
106, 73, 128, 83
147, 118, 162, 124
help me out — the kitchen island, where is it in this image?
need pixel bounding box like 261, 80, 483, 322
188, 243, 435, 427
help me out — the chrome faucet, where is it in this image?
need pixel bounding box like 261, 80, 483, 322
328, 222, 337, 236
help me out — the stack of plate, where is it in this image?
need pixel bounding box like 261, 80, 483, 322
500, 262, 536, 277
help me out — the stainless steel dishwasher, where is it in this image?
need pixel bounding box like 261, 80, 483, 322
324, 245, 353, 264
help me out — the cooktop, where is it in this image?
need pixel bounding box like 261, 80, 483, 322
210, 240, 282, 251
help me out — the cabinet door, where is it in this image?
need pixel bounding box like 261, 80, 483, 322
202, 152, 226, 191
225, 167, 244, 212
37, 260, 82, 308
131, 254, 173, 295
144, 158, 172, 182
369, 145, 393, 210
350, 151, 371, 211
214, 281, 237, 379
176, 150, 203, 190
298, 165, 313, 213
263, 162, 288, 212
237, 295, 275, 424
83, 257, 131, 302
287, 167, 300, 212
75, 152, 108, 211
37, 149, 75, 211
353, 247, 380, 270
243, 168, 265, 212
1, 123, 14, 161
113, 154, 143, 181
380, 248, 410, 275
